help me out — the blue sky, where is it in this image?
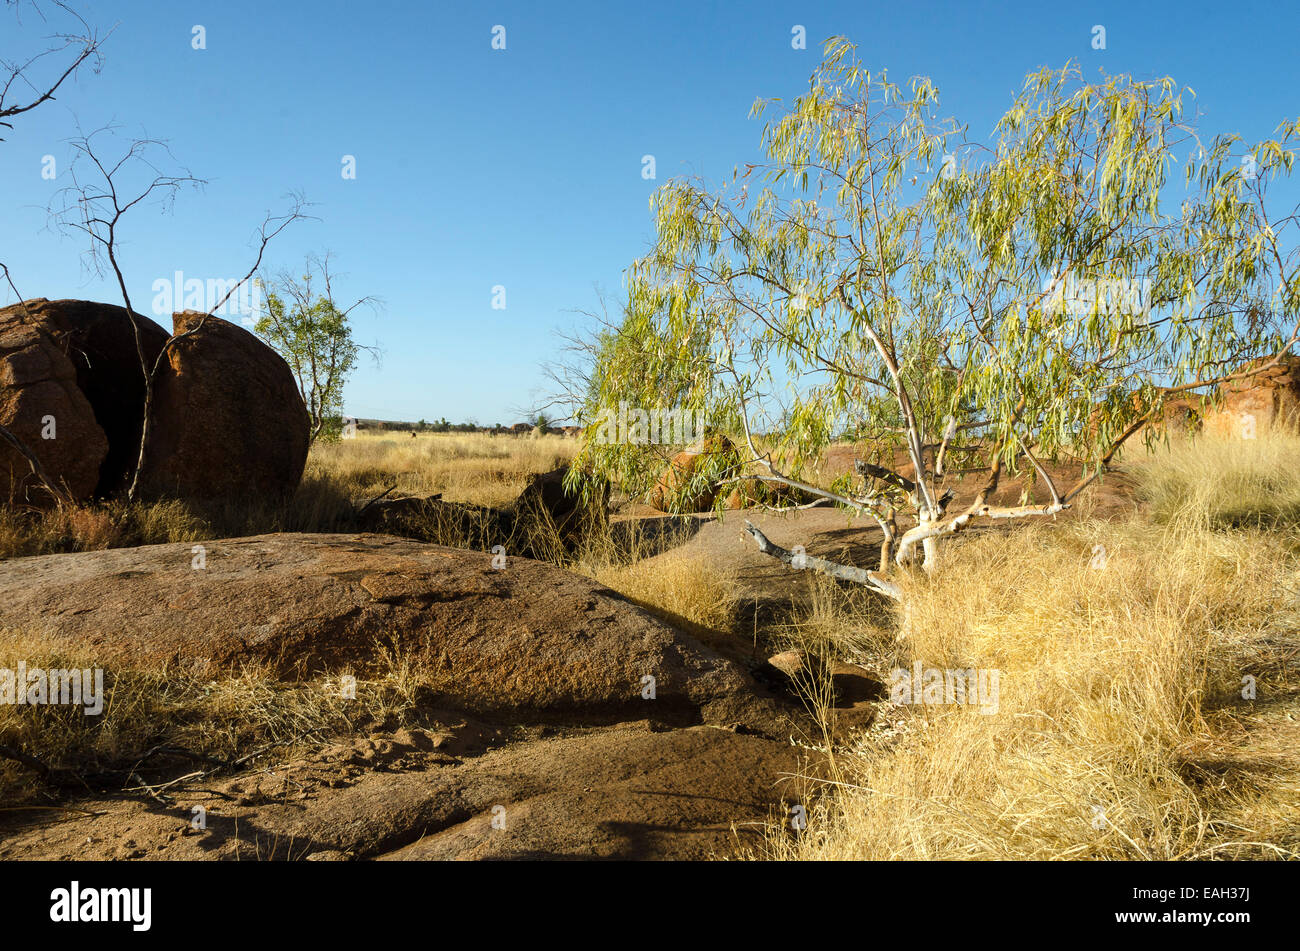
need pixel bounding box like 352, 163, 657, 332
2, 0, 1297, 425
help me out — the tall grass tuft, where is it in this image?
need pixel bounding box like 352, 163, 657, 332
1131, 429, 1300, 531
761, 430, 1300, 860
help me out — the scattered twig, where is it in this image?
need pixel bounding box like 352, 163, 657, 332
0, 742, 52, 778
356, 482, 399, 517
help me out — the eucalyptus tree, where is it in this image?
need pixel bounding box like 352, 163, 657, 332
574, 38, 1299, 598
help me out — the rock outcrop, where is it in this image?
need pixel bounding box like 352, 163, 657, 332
1151, 396, 1202, 435
512, 465, 608, 549
0, 531, 815, 861
0, 532, 780, 729
139, 311, 309, 501
645, 436, 805, 512
647, 434, 738, 513
1204, 355, 1300, 439
0, 300, 310, 503
1076, 392, 1205, 451
0, 717, 804, 861
721, 476, 813, 510
2, 298, 170, 497
0, 302, 110, 504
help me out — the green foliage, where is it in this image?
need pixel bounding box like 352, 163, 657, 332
576, 37, 1299, 530
256, 293, 359, 441
255, 263, 371, 444
316, 414, 345, 443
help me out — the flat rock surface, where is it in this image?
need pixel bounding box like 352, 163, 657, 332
0, 532, 819, 860
0, 532, 782, 728
0, 720, 810, 861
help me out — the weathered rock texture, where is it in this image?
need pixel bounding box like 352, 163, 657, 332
721, 477, 814, 510
0, 532, 779, 728
0, 300, 310, 503
140, 311, 309, 500
1204, 355, 1300, 439
0, 302, 110, 504
0, 720, 805, 861
1151, 396, 1203, 435
1, 298, 170, 496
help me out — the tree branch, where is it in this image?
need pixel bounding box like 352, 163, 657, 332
743, 519, 902, 600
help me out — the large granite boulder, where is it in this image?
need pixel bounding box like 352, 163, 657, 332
2, 298, 170, 496
0, 302, 110, 504
140, 311, 309, 501
0, 300, 308, 503
0, 532, 780, 729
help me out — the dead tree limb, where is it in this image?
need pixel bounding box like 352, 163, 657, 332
126, 194, 311, 499
48, 128, 312, 501
0, 1, 107, 142
0, 741, 52, 778
854, 459, 916, 495
356, 482, 398, 517
0, 423, 74, 506
743, 519, 902, 601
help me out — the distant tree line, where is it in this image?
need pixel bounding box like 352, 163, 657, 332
341, 414, 572, 436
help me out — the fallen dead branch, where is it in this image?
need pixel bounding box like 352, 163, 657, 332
742, 519, 902, 601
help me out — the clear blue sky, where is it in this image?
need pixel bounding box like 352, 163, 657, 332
3, 0, 1297, 425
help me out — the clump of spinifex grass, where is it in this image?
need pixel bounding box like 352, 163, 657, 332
1130, 428, 1300, 531
581, 551, 741, 641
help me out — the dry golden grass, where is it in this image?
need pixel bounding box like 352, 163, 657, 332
760, 432, 1300, 861
0, 478, 357, 561
308, 430, 578, 506
0, 432, 573, 560
0, 628, 446, 805
582, 552, 740, 637
1130, 428, 1300, 530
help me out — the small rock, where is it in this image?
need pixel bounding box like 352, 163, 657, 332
767, 650, 804, 678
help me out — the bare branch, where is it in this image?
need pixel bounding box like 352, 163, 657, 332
743, 519, 902, 600
45, 128, 311, 499
0, 1, 109, 141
